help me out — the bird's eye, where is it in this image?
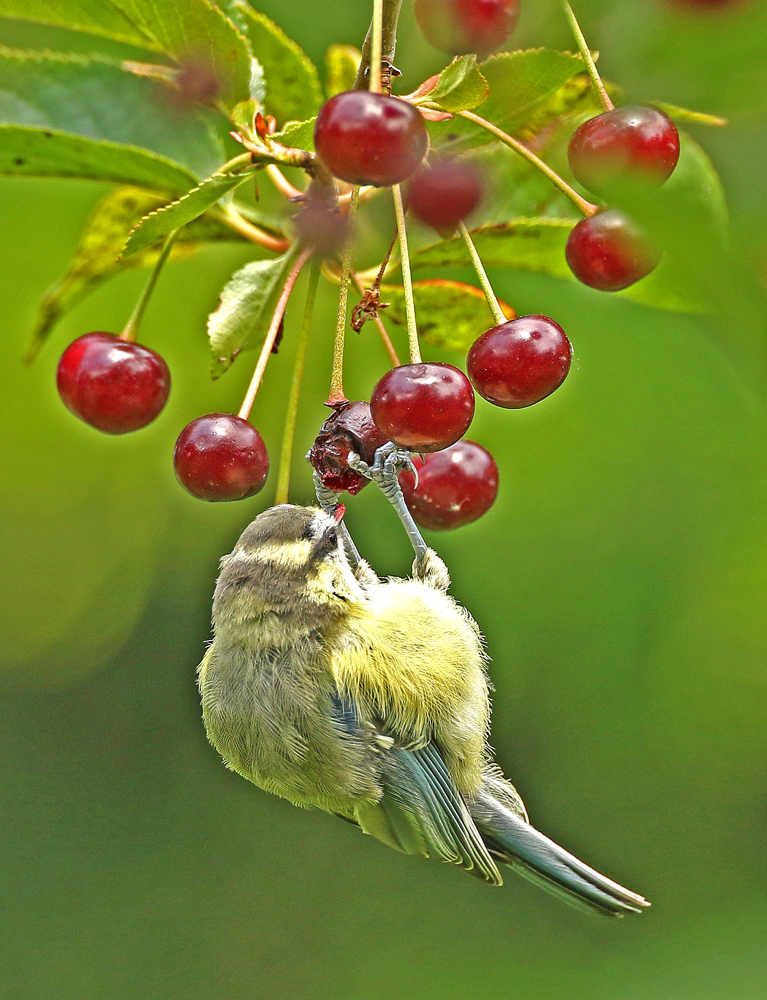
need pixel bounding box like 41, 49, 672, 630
325, 527, 338, 547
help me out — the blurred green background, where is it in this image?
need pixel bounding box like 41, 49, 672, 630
2, 1, 767, 997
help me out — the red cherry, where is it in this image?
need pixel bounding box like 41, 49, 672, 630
56, 332, 170, 434
314, 91, 429, 187
568, 106, 680, 194
370, 362, 475, 453
414, 0, 520, 55
565, 209, 661, 292
467, 315, 572, 408
409, 160, 484, 231
400, 440, 498, 530
174, 414, 269, 501
308, 401, 388, 495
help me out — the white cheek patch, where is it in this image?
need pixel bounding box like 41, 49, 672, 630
249, 539, 313, 568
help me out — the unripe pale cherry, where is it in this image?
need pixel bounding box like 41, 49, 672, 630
174, 414, 269, 501
314, 91, 428, 187
370, 362, 475, 453
400, 440, 499, 530
56, 332, 170, 434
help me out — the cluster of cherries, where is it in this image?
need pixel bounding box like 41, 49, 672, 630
54, 0, 691, 532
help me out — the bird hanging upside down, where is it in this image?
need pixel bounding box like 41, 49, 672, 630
198, 445, 650, 916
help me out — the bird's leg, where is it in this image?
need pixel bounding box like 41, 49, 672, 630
312, 471, 364, 570
348, 443, 429, 566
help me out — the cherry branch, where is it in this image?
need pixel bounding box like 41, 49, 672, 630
458, 110, 599, 217
238, 248, 314, 421
354, 0, 403, 90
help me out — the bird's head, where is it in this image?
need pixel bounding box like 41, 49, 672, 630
212, 504, 364, 628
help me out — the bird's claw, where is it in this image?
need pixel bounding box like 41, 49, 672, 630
348, 442, 418, 491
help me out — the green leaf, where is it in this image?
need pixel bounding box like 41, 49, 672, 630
380, 280, 514, 352
208, 247, 299, 376
234, 5, 322, 125
27, 186, 245, 360
425, 55, 489, 113
0, 126, 199, 191
412, 218, 576, 278
655, 102, 728, 128
123, 168, 258, 256
0, 48, 224, 180
273, 117, 316, 153
325, 44, 361, 98
428, 49, 585, 152
0, 0, 252, 108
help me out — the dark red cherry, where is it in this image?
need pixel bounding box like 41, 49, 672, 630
314, 91, 429, 187
309, 401, 388, 495
370, 362, 475, 453
400, 440, 498, 530
568, 105, 680, 194
467, 316, 572, 408
565, 209, 661, 291
174, 414, 269, 501
414, 0, 520, 55
409, 160, 484, 231
56, 332, 170, 434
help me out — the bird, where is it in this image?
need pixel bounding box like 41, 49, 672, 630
198, 448, 650, 916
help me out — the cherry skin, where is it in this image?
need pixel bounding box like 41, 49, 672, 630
414, 0, 520, 55
314, 91, 428, 187
467, 316, 572, 408
568, 105, 680, 194
400, 440, 499, 531
370, 362, 475, 453
565, 209, 661, 292
56, 332, 170, 434
409, 160, 484, 231
173, 414, 269, 501
309, 401, 388, 495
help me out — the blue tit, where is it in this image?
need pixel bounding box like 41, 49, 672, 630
198, 455, 649, 915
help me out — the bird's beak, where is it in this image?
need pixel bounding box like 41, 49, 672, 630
332, 503, 346, 523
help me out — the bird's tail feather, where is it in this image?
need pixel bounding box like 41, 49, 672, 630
470, 790, 650, 916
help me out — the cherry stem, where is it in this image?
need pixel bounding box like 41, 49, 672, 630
562, 2, 614, 113
219, 151, 256, 174
458, 110, 599, 218
369, 0, 384, 94
274, 260, 321, 505
238, 247, 313, 422
351, 270, 402, 367
327, 186, 361, 406
265, 163, 304, 201
216, 204, 291, 252
119, 229, 179, 343
458, 222, 506, 327
392, 183, 421, 365
355, 0, 402, 90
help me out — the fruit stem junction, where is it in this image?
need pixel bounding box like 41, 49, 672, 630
274, 260, 321, 505
562, 2, 614, 113
238, 247, 313, 422
354, 0, 403, 91
392, 183, 421, 365
458, 110, 599, 218
119, 228, 179, 343
458, 222, 506, 327
327, 186, 361, 406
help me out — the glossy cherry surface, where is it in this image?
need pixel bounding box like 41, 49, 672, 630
314, 91, 428, 187
568, 105, 680, 194
370, 362, 475, 453
414, 0, 520, 55
174, 414, 269, 501
565, 209, 661, 292
309, 401, 388, 494
409, 160, 484, 231
400, 440, 499, 530
467, 315, 572, 408
56, 332, 170, 434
